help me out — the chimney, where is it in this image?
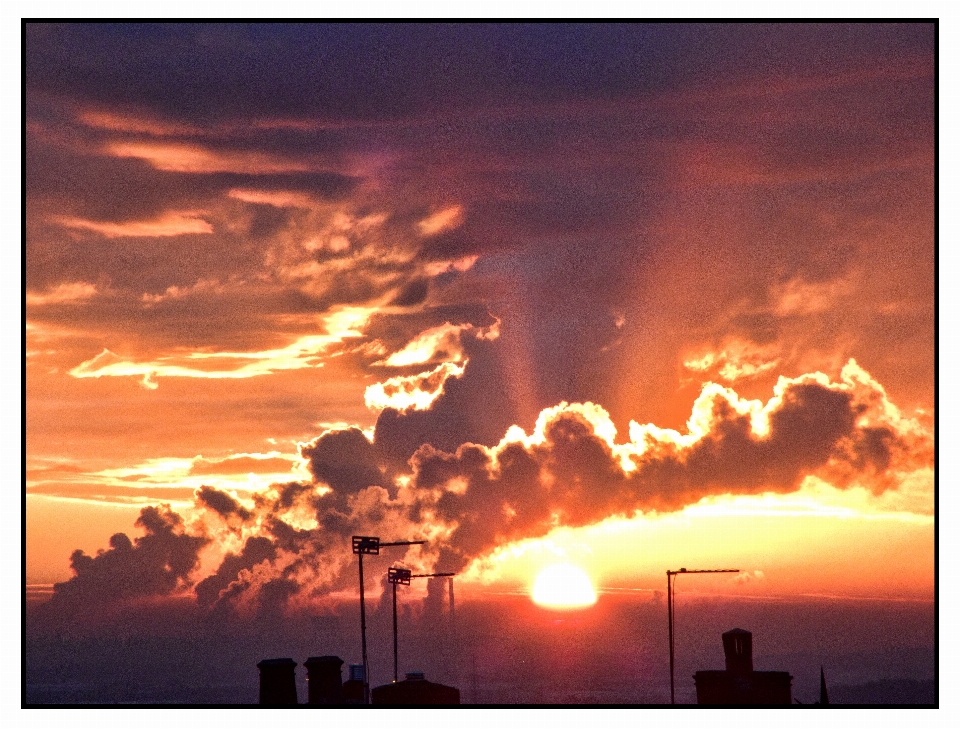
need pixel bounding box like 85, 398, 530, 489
722, 628, 753, 675
304, 655, 344, 705
257, 658, 298, 705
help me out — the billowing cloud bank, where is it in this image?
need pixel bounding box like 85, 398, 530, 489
44, 357, 931, 618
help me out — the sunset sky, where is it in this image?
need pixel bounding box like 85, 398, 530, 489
24, 22, 937, 704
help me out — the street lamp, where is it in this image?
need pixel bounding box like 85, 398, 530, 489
352, 535, 426, 703
666, 567, 739, 704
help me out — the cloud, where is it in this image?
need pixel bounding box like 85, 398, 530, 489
57, 357, 929, 617
77, 109, 204, 137
26, 282, 100, 306
733, 570, 765, 584
188, 454, 296, 477
365, 361, 466, 413
683, 338, 781, 383
195, 485, 253, 521
299, 427, 386, 497
418, 205, 464, 236
54, 210, 213, 238
66, 305, 374, 386
106, 141, 314, 175
45, 505, 208, 612
376, 320, 496, 368
403, 359, 930, 571
194, 536, 275, 608
227, 188, 317, 209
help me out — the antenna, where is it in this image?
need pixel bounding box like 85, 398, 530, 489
666, 568, 739, 704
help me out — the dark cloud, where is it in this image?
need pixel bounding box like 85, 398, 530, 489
194, 535, 275, 608
373, 336, 520, 465
408, 369, 920, 572
26, 24, 933, 125
300, 427, 386, 498
195, 485, 252, 520
45, 506, 208, 612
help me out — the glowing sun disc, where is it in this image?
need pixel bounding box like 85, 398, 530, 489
531, 563, 598, 609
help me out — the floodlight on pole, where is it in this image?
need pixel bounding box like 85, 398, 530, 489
351, 536, 425, 704
666, 567, 739, 705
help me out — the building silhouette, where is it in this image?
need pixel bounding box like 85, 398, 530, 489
372, 671, 461, 705
693, 628, 792, 705
258, 656, 459, 705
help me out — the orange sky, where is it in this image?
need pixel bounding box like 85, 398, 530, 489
26, 24, 934, 631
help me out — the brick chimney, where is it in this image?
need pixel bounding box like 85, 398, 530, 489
257, 658, 298, 705
304, 655, 344, 705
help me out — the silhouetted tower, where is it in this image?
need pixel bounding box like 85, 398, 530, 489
257, 658, 298, 705
694, 629, 791, 705
819, 666, 829, 705
723, 628, 753, 674
304, 655, 344, 705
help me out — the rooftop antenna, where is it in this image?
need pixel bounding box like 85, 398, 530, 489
387, 567, 412, 683
352, 536, 426, 703
667, 567, 739, 704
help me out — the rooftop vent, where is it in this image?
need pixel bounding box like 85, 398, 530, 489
348, 664, 366, 682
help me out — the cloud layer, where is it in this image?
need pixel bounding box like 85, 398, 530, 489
43, 357, 931, 617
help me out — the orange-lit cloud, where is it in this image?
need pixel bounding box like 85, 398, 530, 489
77, 109, 202, 136
418, 205, 464, 236
365, 361, 467, 412
377, 322, 487, 367
683, 338, 781, 383
226, 188, 318, 209
106, 141, 313, 174
44, 356, 932, 616
26, 282, 99, 306
773, 275, 856, 317
67, 306, 374, 387
54, 210, 213, 238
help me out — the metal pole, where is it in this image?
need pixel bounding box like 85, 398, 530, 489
448, 577, 457, 691
449, 577, 455, 631
393, 580, 399, 683
359, 552, 369, 704
665, 568, 738, 705
667, 570, 674, 705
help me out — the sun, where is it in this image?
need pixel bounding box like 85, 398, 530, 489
531, 563, 598, 609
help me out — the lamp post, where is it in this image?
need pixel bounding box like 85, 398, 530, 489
666, 567, 739, 704
352, 536, 426, 703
